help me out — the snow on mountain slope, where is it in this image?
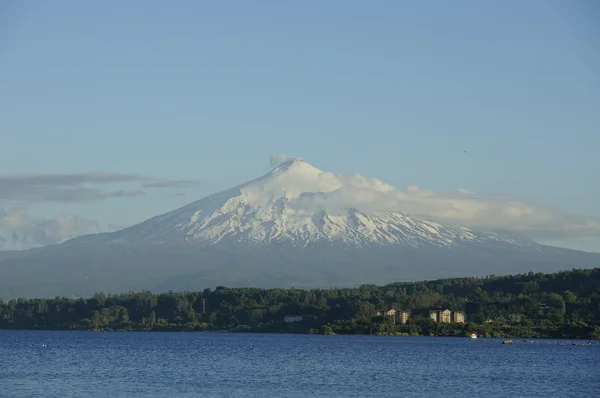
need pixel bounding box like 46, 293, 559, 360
71, 158, 533, 249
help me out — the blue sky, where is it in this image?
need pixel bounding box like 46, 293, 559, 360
1, 1, 599, 251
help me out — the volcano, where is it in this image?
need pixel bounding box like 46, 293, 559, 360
1, 158, 598, 299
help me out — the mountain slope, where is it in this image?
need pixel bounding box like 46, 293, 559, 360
1, 158, 599, 299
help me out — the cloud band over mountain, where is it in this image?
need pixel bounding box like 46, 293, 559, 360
0, 172, 201, 202
262, 156, 600, 240
291, 180, 600, 239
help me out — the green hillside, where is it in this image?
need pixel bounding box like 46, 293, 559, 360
1, 268, 599, 339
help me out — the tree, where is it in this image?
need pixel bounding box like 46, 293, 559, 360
563, 290, 577, 304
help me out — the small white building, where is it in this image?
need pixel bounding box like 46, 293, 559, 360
384, 309, 397, 317
283, 315, 303, 323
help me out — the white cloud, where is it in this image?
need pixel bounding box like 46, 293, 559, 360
0, 206, 99, 249
286, 171, 600, 240
387, 187, 600, 239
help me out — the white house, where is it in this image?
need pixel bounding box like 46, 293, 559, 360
283, 315, 303, 323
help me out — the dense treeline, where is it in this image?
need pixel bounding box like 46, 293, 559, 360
1, 268, 599, 339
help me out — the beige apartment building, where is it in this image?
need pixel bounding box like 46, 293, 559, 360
429, 309, 465, 323
429, 310, 439, 322
453, 311, 465, 323
377, 308, 411, 324
440, 309, 452, 323
399, 310, 410, 325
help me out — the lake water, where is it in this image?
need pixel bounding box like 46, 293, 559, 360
1, 331, 599, 397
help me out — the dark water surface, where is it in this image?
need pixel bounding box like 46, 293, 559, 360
1, 331, 599, 397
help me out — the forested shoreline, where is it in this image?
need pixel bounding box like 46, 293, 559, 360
1, 268, 599, 339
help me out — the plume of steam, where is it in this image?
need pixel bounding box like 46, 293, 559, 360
269, 154, 299, 168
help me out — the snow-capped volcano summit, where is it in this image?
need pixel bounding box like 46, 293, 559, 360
2, 157, 599, 299
76, 158, 519, 249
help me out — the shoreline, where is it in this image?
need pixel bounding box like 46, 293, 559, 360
1, 327, 598, 341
